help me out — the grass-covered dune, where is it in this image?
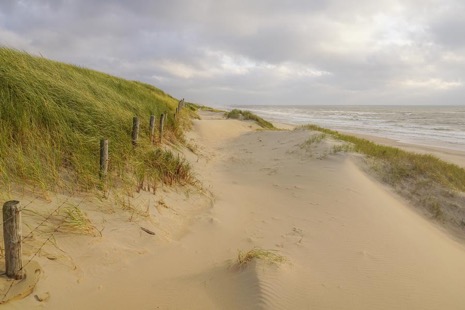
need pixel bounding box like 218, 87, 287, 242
225, 109, 276, 129
0, 47, 190, 192
300, 124, 465, 236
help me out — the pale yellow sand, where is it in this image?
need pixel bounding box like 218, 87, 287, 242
5, 111, 465, 309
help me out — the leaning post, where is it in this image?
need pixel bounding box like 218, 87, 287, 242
3, 200, 23, 280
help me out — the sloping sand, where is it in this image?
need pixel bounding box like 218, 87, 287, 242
5, 111, 465, 309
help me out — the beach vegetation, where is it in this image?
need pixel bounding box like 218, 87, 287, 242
299, 125, 465, 192
138, 148, 193, 187
299, 124, 465, 234
60, 205, 96, 235
186, 102, 224, 113
235, 248, 286, 268
225, 109, 276, 129
330, 143, 353, 154
301, 133, 326, 147
0, 47, 192, 193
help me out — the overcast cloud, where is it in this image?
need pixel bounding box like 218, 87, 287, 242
1, 0, 464, 106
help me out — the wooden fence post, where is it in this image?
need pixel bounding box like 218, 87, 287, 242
177, 99, 184, 112
3, 200, 23, 280
132, 116, 140, 146
100, 139, 109, 178
159, 113, 165, 143
149, 114, 155, 144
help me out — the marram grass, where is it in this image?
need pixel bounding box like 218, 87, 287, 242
0, 47, 190, 192
299, 124, 465, 192
299, 124, 465, 235
236, 248, 286, 268
225, 109, 276, 129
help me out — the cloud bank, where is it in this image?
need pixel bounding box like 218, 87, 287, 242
1, 0, 464, 106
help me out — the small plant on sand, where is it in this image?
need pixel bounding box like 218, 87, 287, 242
60, 205, 96, 235
330, 143, 353, 154
300, 133, 326, 148
235, 248, 286, 268
430, 201, 444, 220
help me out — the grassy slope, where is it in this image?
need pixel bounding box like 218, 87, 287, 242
0, 48, 188, 191
300, 124, 465, 236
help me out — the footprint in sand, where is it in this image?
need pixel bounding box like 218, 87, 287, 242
281, 227, 304, 245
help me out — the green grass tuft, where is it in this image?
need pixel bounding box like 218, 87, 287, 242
138, 148, 193, 187
60, 205, 96, 235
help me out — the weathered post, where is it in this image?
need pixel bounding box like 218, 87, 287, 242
99, 139, 109, 178
132, 116, 140, 146
159, 113, 165, 143
149, 115, 155, 144
3, 200, 23, 280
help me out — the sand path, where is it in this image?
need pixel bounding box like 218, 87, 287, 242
179, 113, 465, 309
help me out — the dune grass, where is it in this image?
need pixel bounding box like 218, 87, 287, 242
299, 124, 465, 233
186, 102, 225, 113
301, 133, 327, 148
0, 47, 190, 192
225, 109, 276, 129
236, 248, 286, 268
60, 205, 97, 235
300, 125, 465, 192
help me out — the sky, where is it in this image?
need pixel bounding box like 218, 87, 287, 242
1, 0, 465, 106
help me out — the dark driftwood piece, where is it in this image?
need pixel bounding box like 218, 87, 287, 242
141, 227, 156, 235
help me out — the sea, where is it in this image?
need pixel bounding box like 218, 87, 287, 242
228, 105, 465, 152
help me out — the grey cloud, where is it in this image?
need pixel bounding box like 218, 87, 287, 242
432, 16, 465, 48
0, 0, 464, 106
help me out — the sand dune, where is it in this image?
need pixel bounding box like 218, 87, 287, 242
6, 111, 465, 309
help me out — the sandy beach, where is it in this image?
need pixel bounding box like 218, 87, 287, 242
5, 111, 465, 309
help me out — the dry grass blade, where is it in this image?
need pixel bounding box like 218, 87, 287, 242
59, 205, 96, 235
